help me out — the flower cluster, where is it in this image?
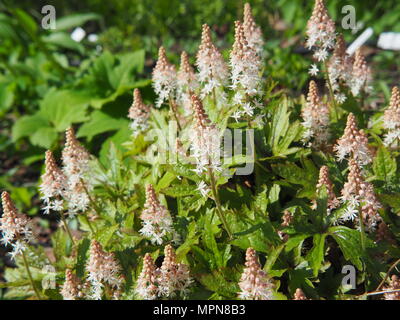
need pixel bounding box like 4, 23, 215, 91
327, 34, 353, 103
189, 94, 222, 175
314, 165, 339, 211
0, 191, 34, 259
238, 247, 274, 300
135, 253, 159, 300
139, 184, 176, 245
376, 222, 395, 245
306, 0, 336, 62
243, 3, 264, 56
152, 46, 177, 108
301, 80, 330, 148
350, 49, 372, 97
128, 88, 150, 137
158, 244, 193, 298
383, 86, 400, 146
230, 20, 262, 120
177, 51, 199, 114
60, 269, 86, 300
86, 240, 123, 300
62, 127, 92, 215
384, 275, 400, 300
293, 288, 308, 300
334, 113, 372, 165
135, 245, 192, 299
196, 24, 229, 99
278, 210, 293, 241
39, 150, 66, 215
340, 159, 382, 230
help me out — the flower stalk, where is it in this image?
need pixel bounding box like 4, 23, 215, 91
22, 251, 42, 300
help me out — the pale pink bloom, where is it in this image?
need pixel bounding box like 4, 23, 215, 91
196, 24, 229, 99
62, 127, 92, 215
135, 253, 160, 300
238, 248, 274, 300
152, 46, 177, 108
189, 95, 222, 175
340, 160, 381, 231
140, 185, 176, 245
229, 21, 262, 120
301, 80, 330, 148
158, 245, 192, 298
294, 288, 308, 300
334, 113, 372, 165
0, 192, 34, 259
86, 240, 123, 300
383, 87, 400, 146
128, 88, 150, 137
327, 34, 353, 100
384, 275, 400, 300
177, 51, 199, 114
306, 0, 336, 61
350, 49, 372, 97
39, 150, 67, 215
243, 3, 264, 56
61, 269, 85, 300
314, 166, 339, 212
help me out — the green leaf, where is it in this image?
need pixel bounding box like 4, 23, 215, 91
12, 9, 37, 38
329, 226, 365, 270
306, 233, 327, 276
76, 238, 90, 278
264, 244, 284, 272
95, 225, 119, 247
0, 82, 14, 116
176, 221, 199, 261
203, 213, 224, 268
30, 127, 58, 149
55, 13, 101, 30
271, 161, 317, 198
372, 146, 397, 182
12, 113, 50, 141
379, 193, 400, 211
42, 32, 84, 53
109, 50, 146, 88
254, 187, 268, 213
156, 172, 177, 191
162, 185, 198, 197
99, 127, 131, 165
77, 110, 128, 141
229, 211, 280, 253
284, 234, 310, 252
39, 89, 90, 131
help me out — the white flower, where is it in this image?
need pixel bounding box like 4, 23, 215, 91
308, 64, 319, 76
197, 181, 210, 198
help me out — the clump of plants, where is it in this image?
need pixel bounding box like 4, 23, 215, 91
2, 1, 400, 300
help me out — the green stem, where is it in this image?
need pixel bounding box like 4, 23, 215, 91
207, 165, 233, 239
22, 251, 42, 300
324, 61, 339, 122
212, 88, 217, 108
255, 160, 269, 175
60, 213, 76, 246
80, 179, 101, 217
358, 208, 366, 252
169, 98, 182, 131
376, 257, 400, 291
84, 214, 95, 233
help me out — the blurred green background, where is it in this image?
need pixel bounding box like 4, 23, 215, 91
0, 0, 399, 221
